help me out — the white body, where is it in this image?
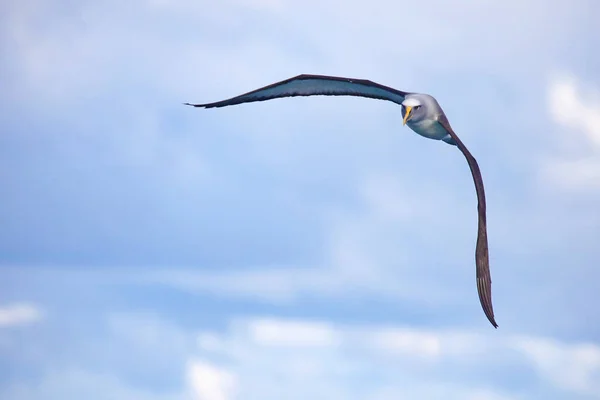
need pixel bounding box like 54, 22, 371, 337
407, 118, 448, 140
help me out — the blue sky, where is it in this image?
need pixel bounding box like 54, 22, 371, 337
1, 0, 599, 399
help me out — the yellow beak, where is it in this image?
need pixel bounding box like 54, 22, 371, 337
403, 106, 412, 125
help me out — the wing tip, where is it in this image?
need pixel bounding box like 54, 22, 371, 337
183, 102, 210, 108
483, 307, 498, 328
477, 276, 498, 329
483, 302, 498, 328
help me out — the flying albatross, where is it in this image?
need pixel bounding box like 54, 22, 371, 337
185, 74, 498, 328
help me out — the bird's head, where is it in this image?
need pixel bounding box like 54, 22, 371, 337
401, 94, 439, 125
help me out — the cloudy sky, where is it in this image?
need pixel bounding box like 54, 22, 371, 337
1, 0, 599, 399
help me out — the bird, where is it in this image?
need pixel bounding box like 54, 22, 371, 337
185, 74, 498, 328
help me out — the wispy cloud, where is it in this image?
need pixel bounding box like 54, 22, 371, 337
186, 359, 237, 400
541, 76, 600, 189
0, 368, 185, 400
513, 336, 600, 396
132, 171, 472, 313
0, 303, 42, 327
190, 316, 600, 399
548, 77, 600, 146
246, 318, 340, 347
1, 298, 598, 399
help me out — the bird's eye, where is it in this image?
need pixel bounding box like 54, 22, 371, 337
415, 105, 421, 110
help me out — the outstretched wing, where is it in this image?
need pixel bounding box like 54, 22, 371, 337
437, 113, 498, 328
185, 74, 409, 108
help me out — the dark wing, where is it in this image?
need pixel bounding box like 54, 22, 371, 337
185, 74, 409, 108
437, 113, 498, 329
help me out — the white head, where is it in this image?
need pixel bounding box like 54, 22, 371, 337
401, 94, 441, 125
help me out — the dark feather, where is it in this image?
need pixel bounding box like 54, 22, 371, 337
437, 113, 498, 328
185, 74, 409, 108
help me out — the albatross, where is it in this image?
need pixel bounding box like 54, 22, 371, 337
185, 74, 498, 328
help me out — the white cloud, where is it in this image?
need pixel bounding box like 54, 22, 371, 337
548, 77, 600, 146
542, 76, 600, 189
246, 318, 339, 347
513, 336, 600, 396
2, 0, 590, 113
0, 303, 42, 327
186, 360, 237, 400
2, 305, 598, 400
369, 327, 442, 358
188, 316, 600, 399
